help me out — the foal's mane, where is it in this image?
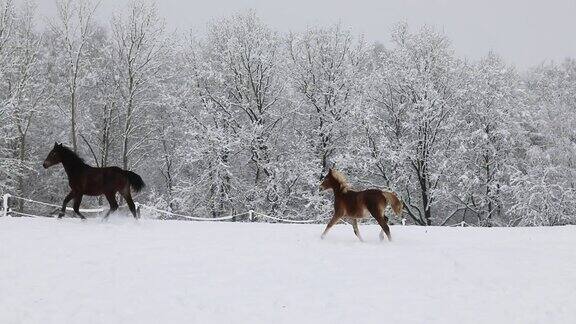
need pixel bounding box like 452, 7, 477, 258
58, 145, 85, 165
331, 169, 350, 192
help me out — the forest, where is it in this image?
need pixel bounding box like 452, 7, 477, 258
1, 0, 575, 226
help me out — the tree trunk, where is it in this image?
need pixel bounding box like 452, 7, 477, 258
70, 90, 77, 152
17, 134, 26, 212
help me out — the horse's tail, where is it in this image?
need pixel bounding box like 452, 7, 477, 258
124, 170, 145, 193
382, 191, 403, 216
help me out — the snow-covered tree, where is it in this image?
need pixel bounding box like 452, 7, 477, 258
445, 53, 527, 225
366, 24, 465, 225
1, 1, 51, 207
0, 0, 17, 191
48, 0, 99, 152
110, 1, 168, 171
287, 24, 369, 174
178, 12, 292, 216
514, 59, 576, 225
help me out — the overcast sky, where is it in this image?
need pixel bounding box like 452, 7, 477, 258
29, 0, 576, 69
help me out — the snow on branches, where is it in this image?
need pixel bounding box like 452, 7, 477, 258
0, 2, 574, 226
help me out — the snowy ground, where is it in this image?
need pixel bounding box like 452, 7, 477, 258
1, 216, 575, 324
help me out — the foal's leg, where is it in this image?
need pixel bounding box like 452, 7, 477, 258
351, 219, 364, 242
375, 215, 391, 242
103, 192, 119, 219
73, 195, 87, 220
59, 192, 74, 218
321, 212, 342, 239
123, 192, 138, 219
370, 206, 391, 242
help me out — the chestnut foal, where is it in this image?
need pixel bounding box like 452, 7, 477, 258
320, 169, 403, 242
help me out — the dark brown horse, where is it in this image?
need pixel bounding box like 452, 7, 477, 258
43, 142, 145, 219
320, 168, 403, 242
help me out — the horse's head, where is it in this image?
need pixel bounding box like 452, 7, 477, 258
43, 142, 63, 169
320, 168, 350, 193
320, 168, 336, 191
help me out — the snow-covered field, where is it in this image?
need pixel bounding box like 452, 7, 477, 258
1, 217, 575, 324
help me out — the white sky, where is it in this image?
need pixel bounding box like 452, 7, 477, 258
28, 0, 576, 69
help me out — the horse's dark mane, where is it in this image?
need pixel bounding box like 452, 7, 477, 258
58, 145, 86, 166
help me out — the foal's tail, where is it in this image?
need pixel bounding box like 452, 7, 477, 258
124, 170, 146, 193
382, 191, 403, 216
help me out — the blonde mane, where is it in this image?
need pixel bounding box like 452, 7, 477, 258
331, 169, 351, 192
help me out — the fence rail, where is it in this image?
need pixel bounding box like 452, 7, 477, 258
0, 193, 333, 224
8, 194, 105, 213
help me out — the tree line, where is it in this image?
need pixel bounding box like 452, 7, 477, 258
1, 0, 575, 226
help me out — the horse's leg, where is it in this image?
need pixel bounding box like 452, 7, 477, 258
351, 218, 364, 242
377, 216, 391, 242
59, 192, 73, 218
321, 211, 342, 239
103, 192, 119, 219
123, 192, 138, 219
369, 206, 391, 242
73, 195, 86, 220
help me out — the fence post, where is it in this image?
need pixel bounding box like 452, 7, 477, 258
248, 210, 254, 222
2, 194, 10, 217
